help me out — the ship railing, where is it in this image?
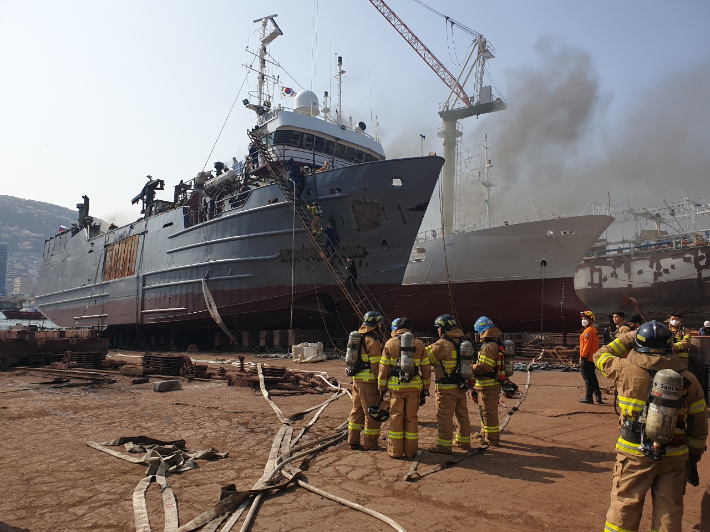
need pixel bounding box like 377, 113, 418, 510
584, 230, 710, 259
247, 128, 392, 327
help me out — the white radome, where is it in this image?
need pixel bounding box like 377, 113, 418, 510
294, 90, 320, 116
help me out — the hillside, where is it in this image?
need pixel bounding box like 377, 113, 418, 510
0, 195, 76, 255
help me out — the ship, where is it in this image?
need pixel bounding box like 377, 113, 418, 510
1, 302, 44, 321
391, 135, 614, 333
575, 196, 710, 327
34, 16, 443, 342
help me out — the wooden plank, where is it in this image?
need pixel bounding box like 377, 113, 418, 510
103, 244, 114, 281
128, 235, 139, 276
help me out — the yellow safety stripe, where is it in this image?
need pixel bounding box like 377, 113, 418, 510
436, 383, 459, 390
386, 375, 423, 391
437, 438, 452, 446
677, 352, 689, 358
478, 355, 496, 366
440, 360, 457, 370
604, 521, 637, 532
363, 428, 381, 435
474, 377, 499, 387
388, 430, 403, 440
348, 422, 363, 431
379, 358, 395, 366
414, 358, 428, 367
616, 437, 643, 455
665, 445, 688, 456
404, 432, 418, 440
425, 345, 435, 363
378, 378, 388, 387
618, 396, 645, 417
368, 355, 381, 364
454, 435, 470, 443
687, 435, 706, 449
596, 352, 615, 375
483, 425, 500, 433
352, 369, 377, 383
608, 338, 629, 357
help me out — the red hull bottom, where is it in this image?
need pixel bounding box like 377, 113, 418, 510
390, 277, 586, 334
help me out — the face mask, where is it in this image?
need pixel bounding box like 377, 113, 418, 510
581, 319, 589, 327
670, 319, 679, 327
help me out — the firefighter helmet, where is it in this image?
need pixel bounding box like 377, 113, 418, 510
580, 310, 596, 322
635, 320, 673, 354
434, 314, 459, 332
391, 318, 401, 332
474, 316, 495, 334
362, 311, 383, 327
390, 317, 411, 332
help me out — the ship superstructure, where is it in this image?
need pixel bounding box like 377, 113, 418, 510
34, 16, 443, 341
575, 196, 710, 325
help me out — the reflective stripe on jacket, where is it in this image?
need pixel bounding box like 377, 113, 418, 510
378, 329, 431, 392
593, 331, 637, 369
594, 348, 708, 460
425, 328, 465, 391
473, 338, 499, 388
670, 325, 691, 358
352, 326, 382, 383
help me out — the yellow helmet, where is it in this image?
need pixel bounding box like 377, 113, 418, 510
580, 310, 595, 322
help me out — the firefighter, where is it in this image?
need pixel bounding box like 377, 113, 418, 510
612, 311, 631, 339
579, 310, 602, 404
307, 202, 322, 236
594, 320, 708, 532
471, 316, 503, 446
378, 317, 431, 458
424, 314, 471, 454
669, 311, 691, 360
347, 311, 386, 450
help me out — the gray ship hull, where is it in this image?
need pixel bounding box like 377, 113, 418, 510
35, 156, 444, 334
575, 242, 710, 326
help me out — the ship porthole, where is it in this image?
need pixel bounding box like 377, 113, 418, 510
540, 259, 548, 267
391, 177, 403, 187
381, 239, 389, 250
545, 229, 554, 237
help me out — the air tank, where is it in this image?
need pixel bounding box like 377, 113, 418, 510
645, 369, 684, 446
398, 332, 415, 382
345, 331, 361, 376
504, 340, 516, 378
459, 340, 474, 381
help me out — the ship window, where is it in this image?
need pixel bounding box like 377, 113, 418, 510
391, 178, 403, 187
264, 133, 274, 147
410, 247, 426, 262
354, 150, 365, 163
322, 139, 335, 155
301, 133, 315, 150
274, 130, 291, 144
289, 131, 302, 147
381, 239, 389, 251
364, 154, 375, 163
334, 143, 346, 159
313, 136, 325, 153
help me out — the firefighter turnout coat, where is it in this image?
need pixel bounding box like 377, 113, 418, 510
425, 328, 471, 450
670, 324, 692, 359
378, 329, 431, 458
347, 324, 384, 449
473, 326, 503, 445
594, 348, 708, 532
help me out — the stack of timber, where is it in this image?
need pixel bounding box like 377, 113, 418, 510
0, 328, 108, 366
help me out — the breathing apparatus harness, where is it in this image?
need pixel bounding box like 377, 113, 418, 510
436, 336, 467, 389
392, 332, 418, 383
478, 337, 507, 382
345, 331, 378, 377
619, 368, 688, 461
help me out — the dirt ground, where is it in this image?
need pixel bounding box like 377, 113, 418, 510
0, 351, 707, 532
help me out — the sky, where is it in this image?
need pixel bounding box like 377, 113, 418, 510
1, 0, 709, 230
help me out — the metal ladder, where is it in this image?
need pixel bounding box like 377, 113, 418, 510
247, 129, 389, 326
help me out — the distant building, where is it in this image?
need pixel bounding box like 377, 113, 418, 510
0, 242, 7, 297
13, 276, 33, 296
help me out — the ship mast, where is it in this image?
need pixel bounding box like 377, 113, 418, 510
336, 56, 344, 126
252, 15, 282, 108
480, 134, 495, 229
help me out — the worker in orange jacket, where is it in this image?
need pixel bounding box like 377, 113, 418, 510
378, 317, 431, 458
579, 310, 602, 404
594, 320, 707, 532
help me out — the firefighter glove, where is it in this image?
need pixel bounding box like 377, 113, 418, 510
688, 455, 701, 487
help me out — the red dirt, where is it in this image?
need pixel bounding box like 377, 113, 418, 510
0, 351, 706, 531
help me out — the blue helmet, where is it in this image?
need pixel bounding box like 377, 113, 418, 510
391, 318, 401, 332
474, 316, 495, 334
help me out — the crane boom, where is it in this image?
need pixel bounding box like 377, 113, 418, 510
411, 0, 482, 43
368, 0, 471, 107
